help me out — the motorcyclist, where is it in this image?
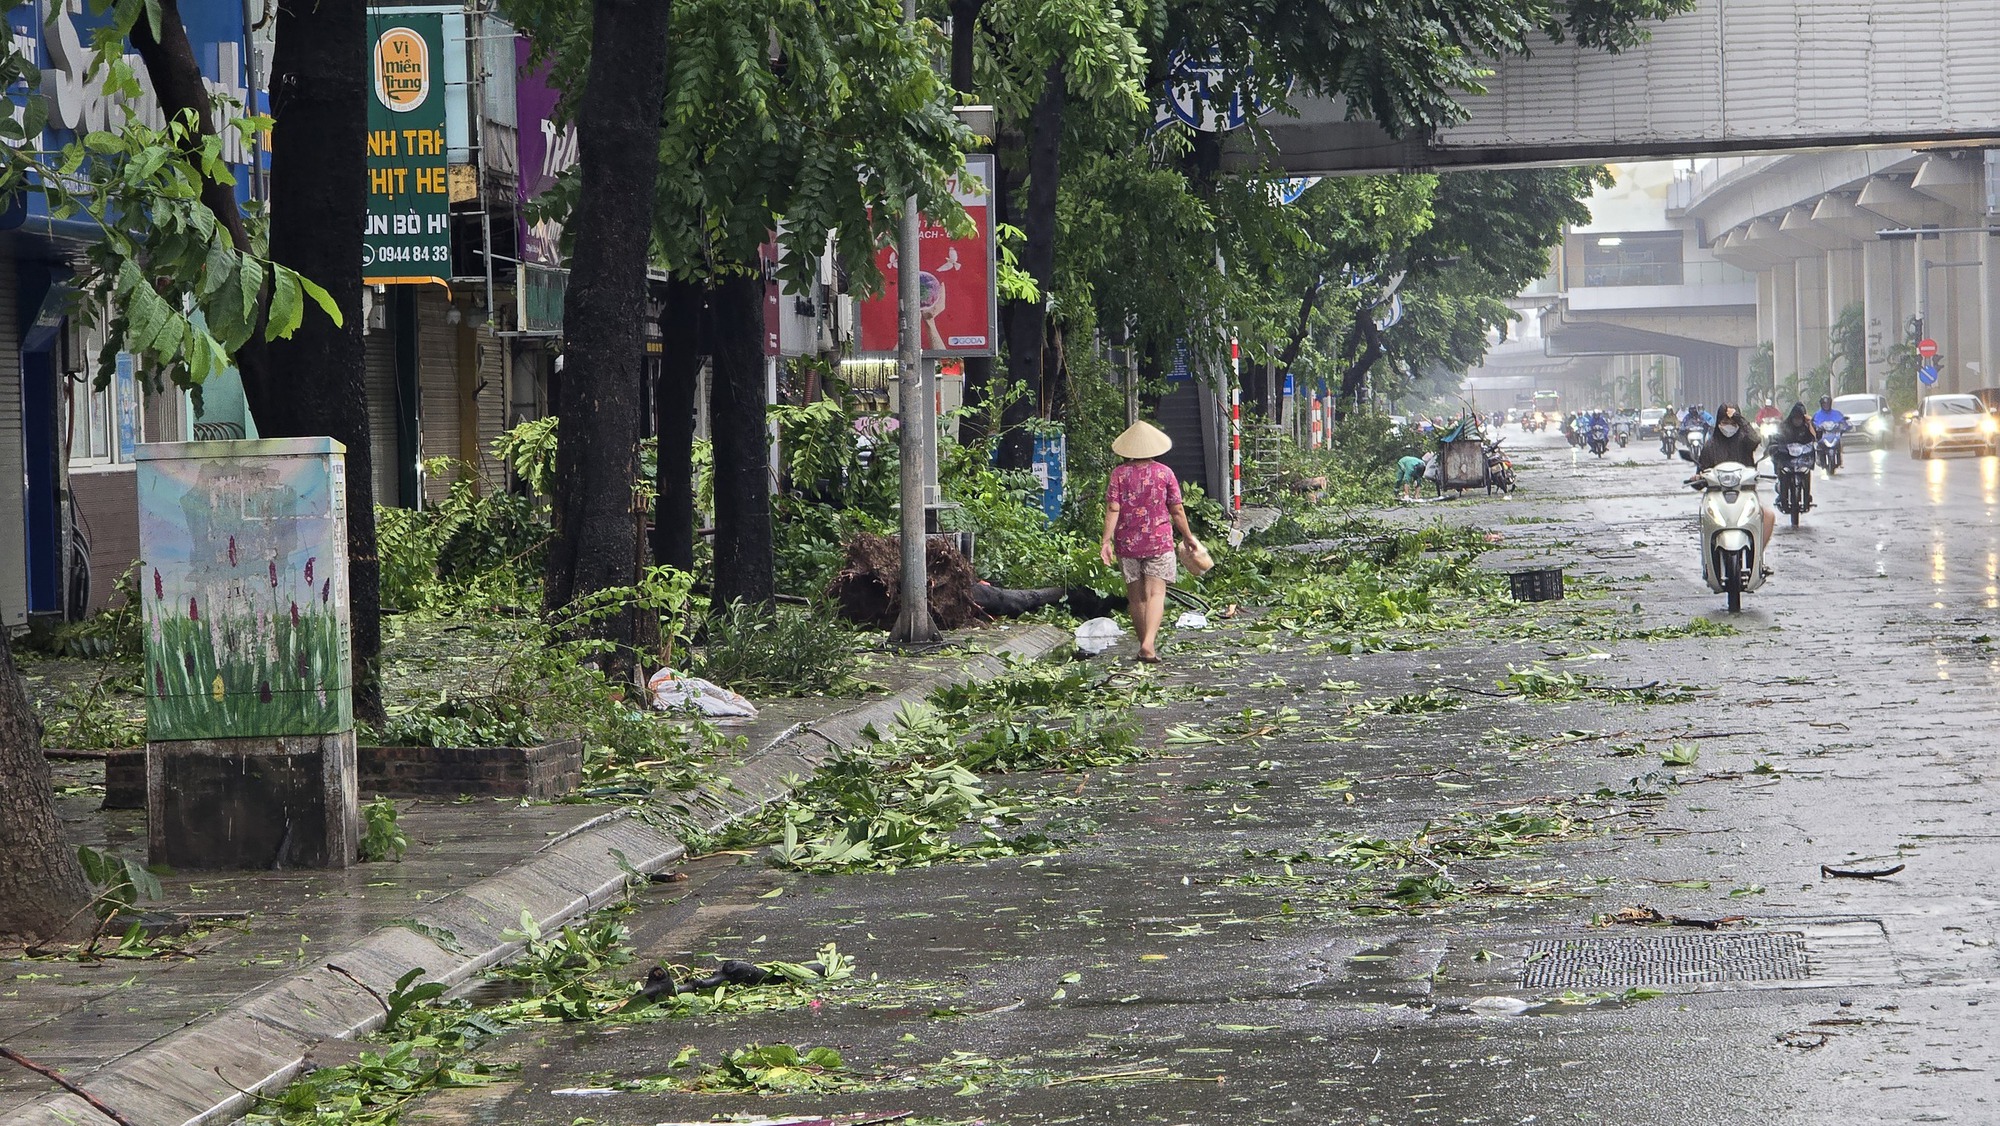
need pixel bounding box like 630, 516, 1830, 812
1692, 403, 1775, 558
1755, 401, 1782, 429
1812, 394, 1847, 431
1772, 401, 1817, 474
1661, 405, 1681, 433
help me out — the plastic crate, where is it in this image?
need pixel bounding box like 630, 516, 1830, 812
1507, 567, 1564, 602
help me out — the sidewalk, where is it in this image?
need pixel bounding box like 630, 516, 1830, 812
0, 623, 1067, 1126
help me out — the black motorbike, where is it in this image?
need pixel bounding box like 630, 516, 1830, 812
1773, 440, 1815, 527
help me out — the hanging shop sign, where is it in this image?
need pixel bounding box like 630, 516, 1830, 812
856, 154, 998, 359
364, 11, 450, 285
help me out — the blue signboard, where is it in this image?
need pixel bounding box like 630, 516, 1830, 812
1283, 373, 1295, 397
1919, 363, 1940, 385
1030, 434, 1065, 524
4, 1, 263, 234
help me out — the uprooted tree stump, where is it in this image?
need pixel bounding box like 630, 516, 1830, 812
826, 533, 988, 630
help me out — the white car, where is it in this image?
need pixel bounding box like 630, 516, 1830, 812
1832, 393, 1893, 446
1910, 394, 2000, 459
1638, 407, 1666, 438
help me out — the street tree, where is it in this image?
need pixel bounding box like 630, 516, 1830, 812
954, 0, 1153, 469
526, 0, 673, 674
515, 0, 970, 608
0, 10, 339, 939
1324, 168, 1606, 411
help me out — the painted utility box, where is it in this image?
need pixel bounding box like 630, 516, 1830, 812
136, 437, 359, 869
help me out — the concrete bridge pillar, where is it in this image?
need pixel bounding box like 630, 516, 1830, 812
1795, 255, 1830, 395
1982, 234, 1999, 396
1826, 247, 1862, 395
1772, 263, 1800, 393
1862, 239, 1896, 394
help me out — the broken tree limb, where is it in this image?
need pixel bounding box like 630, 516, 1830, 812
1820, 863, 1905, 880
0, 1046, 137, 1126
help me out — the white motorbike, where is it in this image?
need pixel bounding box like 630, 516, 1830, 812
1688, 461, 1768, 612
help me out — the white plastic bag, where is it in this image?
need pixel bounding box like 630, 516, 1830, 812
647, 668, 759, 719
1074, 617, 1124, 656
1174, 610, 1209, 630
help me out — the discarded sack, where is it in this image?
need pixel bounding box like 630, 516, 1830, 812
647, 668, 758, 719
1074, 617, 1124, 656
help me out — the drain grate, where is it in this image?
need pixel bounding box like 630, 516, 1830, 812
1521, 932, 1809, 989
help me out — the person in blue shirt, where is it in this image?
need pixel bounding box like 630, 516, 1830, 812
1812, 395, 1847, 431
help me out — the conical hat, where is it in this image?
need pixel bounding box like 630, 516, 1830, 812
1111, 421, 1172, 459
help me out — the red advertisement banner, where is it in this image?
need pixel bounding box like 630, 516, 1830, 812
857, 154, 997, 358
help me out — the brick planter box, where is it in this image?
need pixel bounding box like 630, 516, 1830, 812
104, 749, 147, 809
358, 738, 584, 800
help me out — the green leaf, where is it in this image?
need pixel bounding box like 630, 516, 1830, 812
266, 266, 304, 339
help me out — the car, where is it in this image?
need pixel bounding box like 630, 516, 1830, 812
1637, 407, 1666, 439
1832, 393, 1893, 446
1909, 393, 2000, 459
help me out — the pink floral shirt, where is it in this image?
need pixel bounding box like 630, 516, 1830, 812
1108, 460, 1181, 559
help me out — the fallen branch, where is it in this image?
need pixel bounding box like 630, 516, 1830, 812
0, 1046, 137, 1126
1820, 863, 1904, 880
325, 963, 390, 1015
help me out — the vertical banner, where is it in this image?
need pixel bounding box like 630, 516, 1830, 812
513, 38, 575, 333
857, 154, 998, 357
1030, 433, 1065, 523
364, 12, 450, 285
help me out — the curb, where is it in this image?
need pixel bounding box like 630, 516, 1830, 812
2, 624, 1070, 1126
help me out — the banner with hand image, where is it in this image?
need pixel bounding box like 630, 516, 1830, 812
857, 154, 997, 358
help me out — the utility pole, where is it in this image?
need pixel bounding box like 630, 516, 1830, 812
890, 0, 939, 644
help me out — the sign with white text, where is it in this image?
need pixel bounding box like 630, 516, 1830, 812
857, 155, 997, 358
364, 12, 450, 285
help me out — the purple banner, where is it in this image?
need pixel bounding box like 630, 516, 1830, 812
515, 37, 575, 268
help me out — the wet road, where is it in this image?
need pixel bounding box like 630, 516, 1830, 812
407, 429, 2000, 1126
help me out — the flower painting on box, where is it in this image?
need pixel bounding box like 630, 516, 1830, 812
137, 439, 352, 741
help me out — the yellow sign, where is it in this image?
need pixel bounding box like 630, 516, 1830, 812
373, 27, 430, 113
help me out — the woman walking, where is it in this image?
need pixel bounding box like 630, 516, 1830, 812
1099, 422, 1199, 663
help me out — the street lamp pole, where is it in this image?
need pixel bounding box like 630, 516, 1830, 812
890, 0, 939, 645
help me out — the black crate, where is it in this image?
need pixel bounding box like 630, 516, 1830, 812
1508, 567, 1564, 602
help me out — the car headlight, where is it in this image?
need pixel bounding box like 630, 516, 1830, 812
1982, 417, 1998, 435
1926, 418, 1946, 436
1869, 416, 1887, 433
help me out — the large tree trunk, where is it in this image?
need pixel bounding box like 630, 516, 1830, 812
996, 61, 1064, 471
707, 270, 774, 607
127, 0, 272, 397
0, 615, 91, 941
651, 276, 704, 573
265, 0, 383, 724
544, 0, 673, 677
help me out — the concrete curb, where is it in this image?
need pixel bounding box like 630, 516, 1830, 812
2, 624, 1070, 1126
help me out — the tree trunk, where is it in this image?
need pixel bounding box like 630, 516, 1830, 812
996, 61, 1064, 472
1273, 276, 1324, 424
127, 0, 272, 397
652, 276, 704, 573
0, 615, 91, 941
544, 0, 673, 678
707, 270, 774, 607
1334, 317, 1385, 420
264, 0, 382, 724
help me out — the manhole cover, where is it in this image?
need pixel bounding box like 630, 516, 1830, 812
1521, 932, 1808, 989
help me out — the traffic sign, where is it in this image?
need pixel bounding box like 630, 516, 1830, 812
1919, 363, 1940, 385
1918, 338, 1939, 358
